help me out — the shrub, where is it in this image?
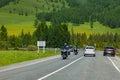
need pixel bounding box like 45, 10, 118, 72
14, 47, 19, 50
27, 45, 37, 51
0, 41, 8, 50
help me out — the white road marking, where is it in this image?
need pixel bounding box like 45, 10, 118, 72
0, 55, 60, 73
37, 56, 84, 80
107, 57, 120, 73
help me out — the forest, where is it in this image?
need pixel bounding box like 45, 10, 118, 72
1, 0, 120, 28
36, 0, 120, 28
0, 0, 19, 7
0, 23, 120, 50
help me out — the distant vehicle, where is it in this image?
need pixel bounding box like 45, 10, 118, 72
84, 46, 96, 57
67, 45, 73, 55
74, 49, 78, 55
103, 46, 116, 57
74, 46, 78, 55
61, 48, 68, 59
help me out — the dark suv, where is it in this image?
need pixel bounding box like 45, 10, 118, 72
103, 46, 116, 57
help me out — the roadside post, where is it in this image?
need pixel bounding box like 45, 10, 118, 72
55, 48, 57, 54
37, 41, 46, 53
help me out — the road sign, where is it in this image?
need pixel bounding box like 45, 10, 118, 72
37, 41, 46, 53
37, 41, 46, 47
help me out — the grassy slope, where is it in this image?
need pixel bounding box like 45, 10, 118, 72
0, 12, 120, 36
0, 0, 69, 35
68, 22, 120, 35
0, 0, 69, 14
0, 0, 120, 36
0, 12, 35, 35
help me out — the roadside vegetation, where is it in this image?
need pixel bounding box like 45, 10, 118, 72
0, 50, 60, 66
116, 53, 120, 57
0, 22, 120, 50
116, 49, 120, 57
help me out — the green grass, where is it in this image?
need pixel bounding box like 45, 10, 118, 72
0, 50, 60, 66
116, 53, 120, 57
68, 22, 120, 36
116, 49, 120, 57
0, 12, 120, 36
0, 0, 120, 36
0, 0, 69, 14
0, 12, 35, 35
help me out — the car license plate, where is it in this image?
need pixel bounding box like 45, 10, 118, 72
108, 51, 112, 53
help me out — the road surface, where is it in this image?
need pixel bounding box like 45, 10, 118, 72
0, 51, 120, 80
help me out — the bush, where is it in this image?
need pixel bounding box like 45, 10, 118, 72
27, 45, 37, 51
14, 47, 19, 50
0, 41, 8, 50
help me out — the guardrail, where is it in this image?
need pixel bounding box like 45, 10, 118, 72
8, 48, 61, 50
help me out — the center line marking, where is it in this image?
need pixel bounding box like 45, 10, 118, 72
37, 56, 84, 80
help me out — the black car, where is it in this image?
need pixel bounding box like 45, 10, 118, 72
103, 46, 116, 57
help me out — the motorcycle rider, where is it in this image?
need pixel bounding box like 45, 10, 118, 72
74, 45, 78, 55
61, 43, 68, 58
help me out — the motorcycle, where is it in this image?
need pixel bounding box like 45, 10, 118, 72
74, 48, 78, 55
61, 48, 68, 59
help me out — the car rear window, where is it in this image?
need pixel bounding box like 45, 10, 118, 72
86, 46, 94, 49
105, 46, 114, 49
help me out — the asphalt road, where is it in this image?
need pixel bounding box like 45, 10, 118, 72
0, 51, 120, 80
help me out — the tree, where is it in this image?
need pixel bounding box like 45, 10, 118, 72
89, 15, 93, 29
0, 25, 8, 41
46, 23, 70, 47
33, 22, 49, 47
70, 27, 75, 45
8, 35, 20, 48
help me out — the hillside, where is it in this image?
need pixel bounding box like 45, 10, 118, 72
0, 0, 69, 15
0, 0, 120, 36
68, 22, 120, 35
0, 0, 69, 35
37, 0, 120, 28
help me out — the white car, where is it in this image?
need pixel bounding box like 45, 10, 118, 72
84, 46, 96, 57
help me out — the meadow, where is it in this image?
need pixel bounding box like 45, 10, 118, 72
0, 49, 60, 66
68, 22, 120, 35
0, 12, 120, 36
0, 0, 69, 15
0, 12, 35, 36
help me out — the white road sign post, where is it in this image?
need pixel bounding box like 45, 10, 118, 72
37, 41, 46, 53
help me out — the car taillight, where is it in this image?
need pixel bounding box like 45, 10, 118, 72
104, 49, 107, 51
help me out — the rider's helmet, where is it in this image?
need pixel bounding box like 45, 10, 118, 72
64, 43, 67, 46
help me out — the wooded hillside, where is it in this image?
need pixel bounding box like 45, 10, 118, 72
37, 0, 120, 28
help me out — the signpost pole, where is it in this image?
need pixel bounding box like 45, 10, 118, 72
38, 46, 39, 53
43, 46, 45, 53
